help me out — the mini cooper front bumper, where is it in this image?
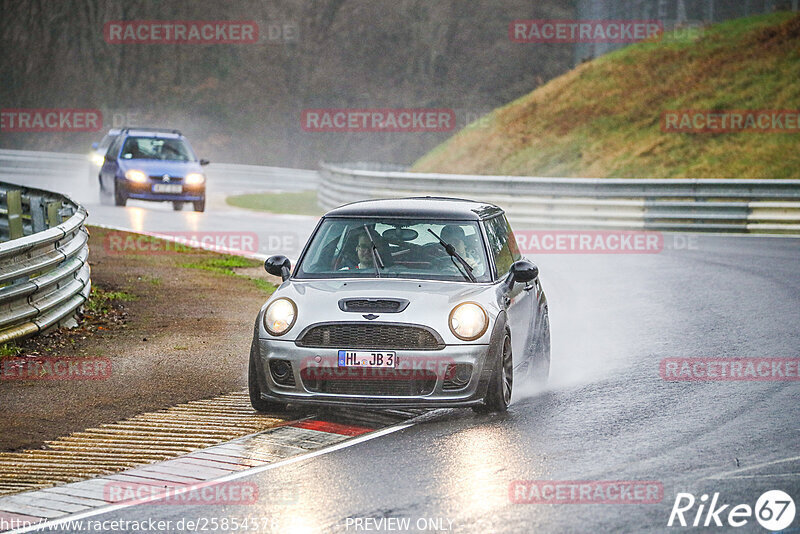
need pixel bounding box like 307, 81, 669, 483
252, 337, 495, 408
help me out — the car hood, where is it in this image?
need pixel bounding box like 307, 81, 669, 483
263, 278, 502, 344
118, 159, 203, 177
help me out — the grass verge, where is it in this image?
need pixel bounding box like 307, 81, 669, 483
226, 191, 322, 216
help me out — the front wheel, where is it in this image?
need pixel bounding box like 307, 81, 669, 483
473, 331, 512, 413
172, 201, 184, 211
193, 198, 205, 212
248, 349, 286, 413
114, 183, 127, 207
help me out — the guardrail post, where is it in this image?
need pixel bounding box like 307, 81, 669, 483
6, 190, 24, 240
46, 201, 61, 228
28, 195, 46, 233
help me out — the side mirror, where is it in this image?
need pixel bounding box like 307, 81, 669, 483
91, 142, 99, 150
509, 260, 539, 285
265, 255, 291, 281
199, 159, 210, 166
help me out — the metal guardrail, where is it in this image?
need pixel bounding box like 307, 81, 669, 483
319, 163, 800, 233
0, 183, 90, 344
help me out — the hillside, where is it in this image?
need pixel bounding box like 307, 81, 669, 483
413, 12, 800, 179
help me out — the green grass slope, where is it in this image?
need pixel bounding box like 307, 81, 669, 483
413, 13, 800, 178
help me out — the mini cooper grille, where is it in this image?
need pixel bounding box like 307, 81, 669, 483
301, 368, 437, 396
338, 299, 409, 313
295, 323, 443, 350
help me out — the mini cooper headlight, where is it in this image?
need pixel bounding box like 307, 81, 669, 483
264, 298, 297, 336
125, 169, 148, 183
449, 302, 488, 341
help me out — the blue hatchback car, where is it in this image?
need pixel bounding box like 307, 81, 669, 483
98, 128, 209, 212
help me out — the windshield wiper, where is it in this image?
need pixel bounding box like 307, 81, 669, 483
363, 225, 384, 277
427, 229, 477, 283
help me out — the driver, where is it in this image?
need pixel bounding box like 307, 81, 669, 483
354, 232, 375, 269
440, 225, 483, 274
338, 230, 376, 270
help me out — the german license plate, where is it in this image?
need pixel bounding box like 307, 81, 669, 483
337, 350, 396, 368
152, 184, 182, 193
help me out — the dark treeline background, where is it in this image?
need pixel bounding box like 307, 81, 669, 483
0, 0, 574, 167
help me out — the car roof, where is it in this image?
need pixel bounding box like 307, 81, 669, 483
324, 197, 504, 221
117, 126, 182, 135
122, 130, 183, 139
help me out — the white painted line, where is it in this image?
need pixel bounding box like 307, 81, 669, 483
5, 422, 413, 533
701, 455, 800, 480
721, 473, 800, 480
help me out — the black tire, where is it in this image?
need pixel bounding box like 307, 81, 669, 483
474, 331, 513, 413
99, 182, 113, 206
114, 183, 127, 207
193, 198, 205, 212
172, 201, 184, 211
529, 311, 551, 386
248, 349, 286, 413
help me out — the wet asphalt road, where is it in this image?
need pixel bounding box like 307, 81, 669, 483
4, 158, 800, 533
2, 156, 319, 260
71, 234, 797, 534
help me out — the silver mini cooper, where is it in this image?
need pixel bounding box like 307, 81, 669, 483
249, 198, 550, 413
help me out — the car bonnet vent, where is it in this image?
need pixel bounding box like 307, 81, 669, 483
338, 298, 410, 313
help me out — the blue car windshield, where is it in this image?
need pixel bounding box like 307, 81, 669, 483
295, 218, 490, 282
120, 137, 195, 162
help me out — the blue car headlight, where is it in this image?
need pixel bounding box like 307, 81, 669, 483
185, 173, 205, 185
125, 169, 148, 183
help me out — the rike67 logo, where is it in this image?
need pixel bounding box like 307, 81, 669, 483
668, 490, 796, 531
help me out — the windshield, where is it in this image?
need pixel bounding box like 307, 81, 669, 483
296, 218, 490, 282
120, 136, 195, 161
97, 134, 116, 151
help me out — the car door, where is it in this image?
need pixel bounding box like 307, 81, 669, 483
484, 214, 534, 371
99, 135, 123, 190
